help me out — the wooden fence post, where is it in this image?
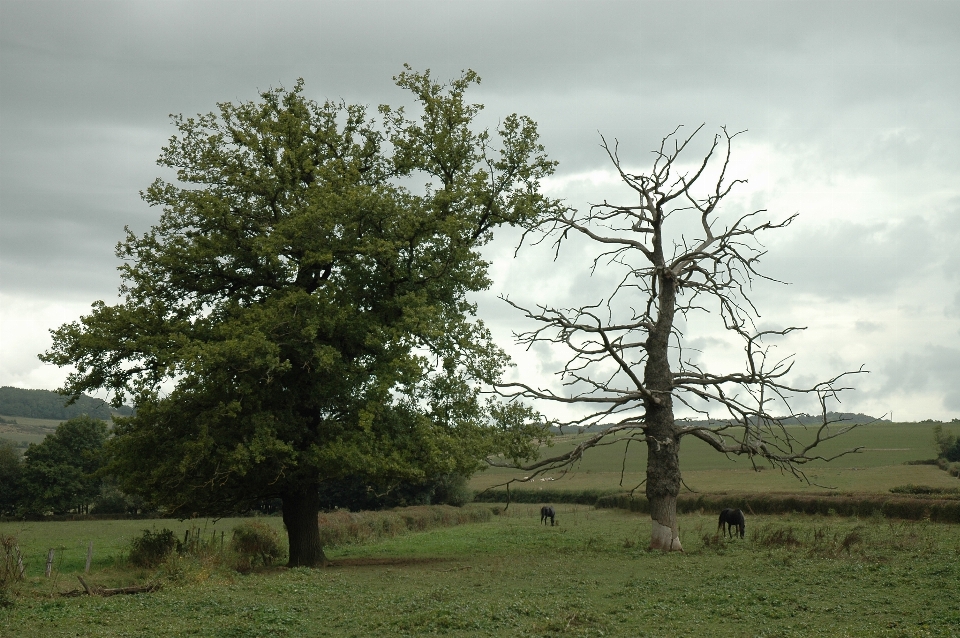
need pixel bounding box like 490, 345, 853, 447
14, 545, 25, 579
85, 541, 93, 574
45, 548, 55, 577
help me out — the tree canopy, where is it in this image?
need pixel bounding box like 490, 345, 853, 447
17, 415, 108, 516
42, 67, 556, 565
0, 439, 21, 516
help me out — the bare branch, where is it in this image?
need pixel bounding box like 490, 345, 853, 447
490, 126, 865, 551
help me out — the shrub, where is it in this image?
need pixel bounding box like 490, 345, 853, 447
595, 491, 960, 523
933, 425, 960, 462
473, 488, 619, 505
129, 528, 177, 568
890, 485, 960, 496
430, 474, 474, 507
230, 520, 284, 572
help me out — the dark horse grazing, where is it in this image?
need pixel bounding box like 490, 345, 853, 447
540, 506, 556, 526
718, 508, 745, 538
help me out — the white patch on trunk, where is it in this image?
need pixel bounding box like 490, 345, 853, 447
650, 520, 684, 552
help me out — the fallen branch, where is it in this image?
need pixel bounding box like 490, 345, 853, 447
65, 576, 162, 597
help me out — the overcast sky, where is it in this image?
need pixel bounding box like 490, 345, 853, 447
1, 0, 958, 421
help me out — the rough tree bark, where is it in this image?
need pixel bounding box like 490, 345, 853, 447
491, 125, 864, 551
282, 484, 327, 568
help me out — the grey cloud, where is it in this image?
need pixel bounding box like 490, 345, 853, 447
855, 320, 883, 334
880, 345, 960, 412
761, 214, 955, 301
2, 0, 959, 416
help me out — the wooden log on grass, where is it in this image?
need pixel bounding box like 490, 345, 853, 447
75, 576, 161, 597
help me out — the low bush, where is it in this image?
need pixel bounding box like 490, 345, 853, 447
473, 488, 619, 506
595, 492, 960, 523
890, 484, 960, 496
129, 528, 177, 568
230, 519, 284, 572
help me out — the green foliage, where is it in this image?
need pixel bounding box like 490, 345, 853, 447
89, 477, 146, 515
230, 520, 284, 572
40, 68, 555, 562
0, 440, 21, 516
0, 386, 131, 421
317, 472, 473, 511
595, 490, 960, 523
933, 424, 960, 461
890, 484, 960, 496
17, 415, 108, 515
128, 528, 177, 568
474, 488, 620, 505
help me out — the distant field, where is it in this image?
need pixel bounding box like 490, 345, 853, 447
2, 506, 959, 637
0, 415, 63, 446
471, 421, 957, 495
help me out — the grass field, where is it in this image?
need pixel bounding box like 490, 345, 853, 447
2, 506, 959, 637
470, 421, 959, 495
2, 421, 958, 636
0, 415, 62, 447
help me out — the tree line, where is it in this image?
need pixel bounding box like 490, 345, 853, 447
0, 415, 136, 516
0, 414, 477, 518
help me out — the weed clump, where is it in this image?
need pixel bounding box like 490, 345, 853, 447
129, 528, 177, 568
130, 528, 177, 567
1, 535, 24, 607
839, 528, 863, 553
753, 525, 802, 548
230, 519, 284, 572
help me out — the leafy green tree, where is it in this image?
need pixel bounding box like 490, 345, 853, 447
0, 440, 22, 516
42, 68, 554, 566
933, 425, 960, 462
18, 415, 108, 515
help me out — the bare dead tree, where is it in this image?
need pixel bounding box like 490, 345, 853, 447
492, 125, 865, 551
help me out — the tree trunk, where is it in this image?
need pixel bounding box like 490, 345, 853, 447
644, 267, 683, 551
645, 424, 683, 552
281, 484, 327, 567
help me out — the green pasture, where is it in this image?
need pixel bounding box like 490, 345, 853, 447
0, 517, 285, 580
472, 421, 956, 494
3, 506, 959, 637
0, 415, 62, 447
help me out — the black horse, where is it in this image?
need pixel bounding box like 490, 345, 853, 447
540, 506, 556, 526
718, 508, 745, 538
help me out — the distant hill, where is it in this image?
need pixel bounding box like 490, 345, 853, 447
0, 386, 133, 421
678, 412, 886, 427
552, 412, 885, 434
